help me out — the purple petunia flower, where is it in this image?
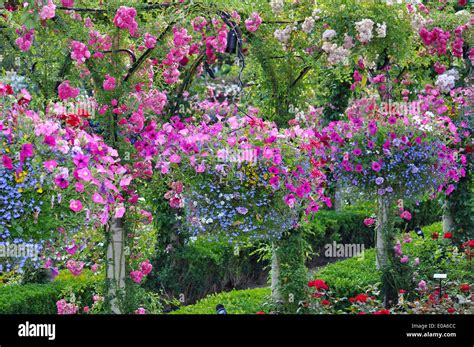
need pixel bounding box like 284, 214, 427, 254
375, 177, 384, 185
236, 206, 248, 215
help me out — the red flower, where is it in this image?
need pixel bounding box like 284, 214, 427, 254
431, 232, 439, 240
447, 307, 455, 314
77, 108, 90, 118
256, 311, 265, 315
353, 293, 369, 303
5, 84, 13, 95
399, 289, 406, 294
321, 300, 330, 306
66, 114, 82, 127
465, 240, 474, 248
460, 284, 471, 292
17, 97, 30, 106
374, 309, 390, 315
443, 232, 452, 239
357, 312, 366, 315
308, 279, 329, 290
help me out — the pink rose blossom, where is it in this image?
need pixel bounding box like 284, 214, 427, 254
135, 307, 146, 314
103, 74, 116, 91
56, 299, 78, 315
140, 260, 153, 275
400, 210, 412, 221
70, 41, 91, 64
40, 0, 56, 21
144, 33, 157, 49
245, 12, 262, 32
113, 6, 138, 37
363, 218, 375, 226
58, 80, 80, 101
61, 0, 74, 7
15, 28, 34, 52
130, 270, 144, 284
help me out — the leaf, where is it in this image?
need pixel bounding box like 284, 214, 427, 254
20, 11, 38, 30
361, 74, 368, 88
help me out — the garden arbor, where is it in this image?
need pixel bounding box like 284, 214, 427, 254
1, 0, 472, 314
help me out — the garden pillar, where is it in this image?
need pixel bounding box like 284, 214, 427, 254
106, 218, 126, 314
375, 196, 390, 270
442, 201, 454, 233
334, 181, 343, 211
271, 242, 282, 302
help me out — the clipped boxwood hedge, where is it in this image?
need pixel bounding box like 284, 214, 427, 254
316, 249, 380, 298
171, 287, 270, 314
0, 271, 99, 314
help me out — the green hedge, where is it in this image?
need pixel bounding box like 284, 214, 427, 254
303, 202, 442, 260
303, 210, 373, 257
0, 271, 99, 314
147, 236, 266, 304
316, 249, 380, 299
172, 222, 456, 314
171, 287, 270, 314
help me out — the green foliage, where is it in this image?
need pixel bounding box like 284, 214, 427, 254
402, 222, 473, 285
276, 231, 307, 310
316, 249, 381, 299
0, 271, 99, 314
146, 235, 266, 304
171, 287, 270, 314
447, 173, 474, 241
302, 210, 373, 257
401, 199, 443, 232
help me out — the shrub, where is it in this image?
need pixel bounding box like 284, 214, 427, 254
171, 287, 270, 314
302, 210, 373, 261
313, 222, 473, 299
315, 249, 381, 299
303, 202, 443, 264
0, 271, 99, 314
147, 236, 266, 305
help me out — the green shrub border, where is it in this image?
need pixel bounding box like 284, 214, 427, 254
0, 271, 99, 314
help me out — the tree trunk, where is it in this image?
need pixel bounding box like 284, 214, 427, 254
271, 242, 282, 303
375, 196, 390, 270
106, 218, 126, 314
